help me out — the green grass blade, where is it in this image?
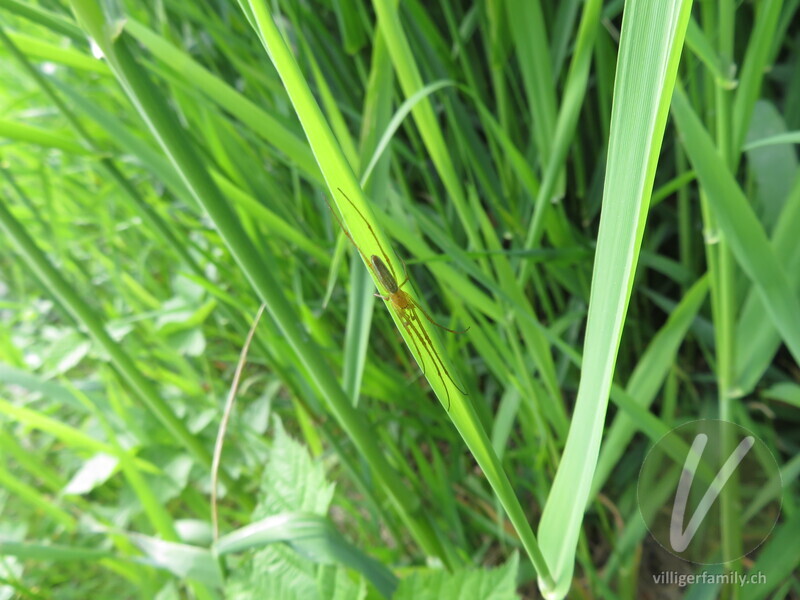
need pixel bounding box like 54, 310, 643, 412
342, 37, 394, 404
0, 465, 76, 528
215, 512, 398, 597
0, 0, 83, 39
244, 0, 555, 584
1, 29, 109, 73
731, 0, 784, 155
0, 119, 89, 154
671, 84, 800, 368
735, 161, 800, 393
123, 18, 322, 183
685, 17, 736, 89
68, 0, 450, 565
742, 130, 800, 151
505, 0, 557, 161
537, 1, 693, 595
370, 0, 478, 247
360, 79, 455, 188
592, 275, 708, 497
518, 0, 602, 274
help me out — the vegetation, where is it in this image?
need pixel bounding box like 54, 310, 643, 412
0, 0, 798, 598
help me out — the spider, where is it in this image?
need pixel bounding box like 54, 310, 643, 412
326, 187, 468, 409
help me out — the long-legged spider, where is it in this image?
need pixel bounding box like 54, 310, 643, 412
326, 188, 468, 410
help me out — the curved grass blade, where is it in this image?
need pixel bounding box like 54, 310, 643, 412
536, 1, 694, 595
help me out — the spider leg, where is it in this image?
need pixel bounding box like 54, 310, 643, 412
400, 313, 426, 377
324, 195, 370, 267
411, 306, 468, 400
396, 257, 410, 290
404, 311, 449, 410
409, 297, 470, 334
325, 194, 391, 297
336, 188, 397, 282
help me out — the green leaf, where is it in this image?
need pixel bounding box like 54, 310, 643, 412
216, 513, 396, 598
671, 84, 800, 369
394, 553, 519, 600
129, 534, 224, 587
63, 453, 119, 495
537, 1, 694, 595
0, 119, 90, 153
255, 419, 335, 517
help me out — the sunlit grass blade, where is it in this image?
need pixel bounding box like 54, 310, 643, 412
243, 0, 554, 585
215, 512, 398, 598
536, 0, 694, 595
1, 29, 109, 73
592, 275, 708, 496
0, 118, 89, 154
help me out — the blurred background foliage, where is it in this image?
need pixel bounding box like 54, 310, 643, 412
0, 0, 799, 598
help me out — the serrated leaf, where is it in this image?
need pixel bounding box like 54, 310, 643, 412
394, 553, 519, 600
317, 565, 366, 600
225, 545, 316, 600
256, 419, 335, 518
215, 513, 396, 597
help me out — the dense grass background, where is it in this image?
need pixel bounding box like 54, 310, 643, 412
1, 0, 799, 598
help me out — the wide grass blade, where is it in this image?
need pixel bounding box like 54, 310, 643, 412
215, 512, 398, 598
592, 275, 708, 496
536, 0, 694, 595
